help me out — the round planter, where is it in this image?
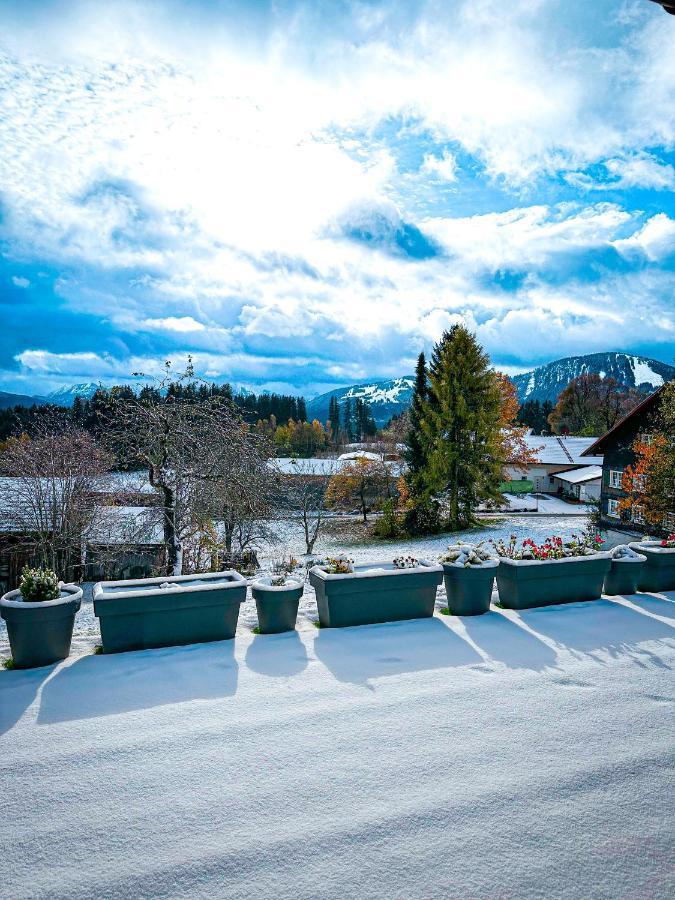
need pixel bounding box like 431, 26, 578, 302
603, 554, 646, 596
441, 561, 498, 616
252, 578, 304, 634
0, 584, 83, 669
629, 542, 675, 592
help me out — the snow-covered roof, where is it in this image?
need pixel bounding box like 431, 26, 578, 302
552, 466, 603, 485
338, 451, 381, 461
271, 457, 404, 475
525, 436, 603, 465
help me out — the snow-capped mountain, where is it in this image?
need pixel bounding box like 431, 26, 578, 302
307, 377, 415, 427
512, 353, 675, 405
47, 382, 102, 406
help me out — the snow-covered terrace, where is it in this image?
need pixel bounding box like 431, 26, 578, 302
1, 587, 673, 898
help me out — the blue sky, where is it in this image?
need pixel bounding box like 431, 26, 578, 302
1, 0, 674, 398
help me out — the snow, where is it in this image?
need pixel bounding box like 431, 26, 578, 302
522, 436, 603, 465
553, 465, 602, 485
496, 493, 594, 514
631, 357, 664, 388
1, 589, 674, 899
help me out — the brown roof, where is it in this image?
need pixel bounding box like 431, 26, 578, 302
580, 385, 666, 457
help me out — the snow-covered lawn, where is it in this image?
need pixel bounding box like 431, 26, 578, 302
495, 493, 593, 514
1, 588, 674, 899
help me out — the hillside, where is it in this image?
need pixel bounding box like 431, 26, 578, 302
0, 390, 46, 410
307, 376, 415, 427
512, 353, 674, 404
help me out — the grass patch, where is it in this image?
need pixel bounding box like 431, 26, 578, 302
2, 657, 15, 670
494, 601, 506, 610
439, 607, 453, 616
313, 620, 322, 629
252, 626, 261, 635
93, 644, 104, 655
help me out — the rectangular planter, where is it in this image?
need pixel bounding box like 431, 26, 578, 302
495, 553, 612, 610
93, 571, 247, 653
629, 543, 675, 593
309, 561, 443, 628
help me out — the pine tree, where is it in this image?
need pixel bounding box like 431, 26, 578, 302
342, 398, 353, 442
405, 352, 428, 486
419, 325, 503, 528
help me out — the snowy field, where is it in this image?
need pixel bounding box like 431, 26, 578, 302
2, 516, 674, 899
1, 590, 674, 899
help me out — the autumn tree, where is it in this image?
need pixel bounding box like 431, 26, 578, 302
325, 456, 393, 522
619, 381, 675, 532
548, 375, 642, 436
495, 373, 541, 478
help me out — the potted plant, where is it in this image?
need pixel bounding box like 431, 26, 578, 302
629, 534, 675, 592
491, 533, 611, 610
0, 567, 83, 668
252, 557, 304, 634
603, 545, 647, 596
309, 554, 443, 628
439, 542, 499, 616
92, 570, 247, 653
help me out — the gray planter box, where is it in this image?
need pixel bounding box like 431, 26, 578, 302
495, 552, 612, 610
309, 561, 443, 628
1, 584, 83, 669
603, 555, 646, 596
442, 560, 498, 616
252, 577, 304, 634
629, 542, 675, 592
93, 571, 247, 653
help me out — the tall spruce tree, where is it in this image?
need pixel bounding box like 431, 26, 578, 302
419, 325, 503, 527
405, 352, 428, 487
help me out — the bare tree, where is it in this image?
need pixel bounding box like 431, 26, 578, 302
325, 456, 394, 522
282, 458, 336, 556
0, 422, 112, 580
107, 364, 274, 575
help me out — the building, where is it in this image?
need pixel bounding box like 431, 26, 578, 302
550, 466, 602, 502
504, 435, 603, 494
581, 386, 673, 534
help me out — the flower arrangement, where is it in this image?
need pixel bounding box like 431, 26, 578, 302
393, 555, 420, 569
491, 533, 605, 561
440, 541, 497, 568
324, 555, 354, 575
19, 567, 60, 603
660, 534, 675, 548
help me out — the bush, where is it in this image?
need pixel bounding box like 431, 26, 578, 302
19, 567, 60, 603
372, 498, 403, 538
403, 498, 442, 536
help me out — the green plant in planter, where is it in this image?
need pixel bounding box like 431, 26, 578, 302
19, 567, 60, 603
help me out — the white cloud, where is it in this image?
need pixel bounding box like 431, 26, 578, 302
139, 316, 207, 333
421, 150, 458, 182
11, 276, 30, 287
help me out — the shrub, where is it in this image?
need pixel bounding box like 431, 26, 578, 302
19, 567, 60, 603
372, 499, 403, 538
403, 499, 442, 536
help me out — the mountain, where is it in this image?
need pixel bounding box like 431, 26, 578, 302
46, 382, 102, 407
0, 390, 47, 410
512, 353, 675, 405
307, 376, 415, 427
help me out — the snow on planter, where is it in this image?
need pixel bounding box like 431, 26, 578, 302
93, 571, 247, 653
251, 575, 304, 634
309, 558, 443, 628
603, 545, 647, 596
1, 581, 82, 669
439, 542, 499, 616
629, 537, 675, 592
491, 534, 611, 610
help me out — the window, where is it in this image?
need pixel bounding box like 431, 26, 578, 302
607, 499, 621, 519
609, 470, 623, 489
638, 432, 653, 446
632, 505, 645, 524
663, 512, 675, 531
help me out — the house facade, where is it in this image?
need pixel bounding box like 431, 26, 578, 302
581, 386, 673, 534
503, 435, 603, 493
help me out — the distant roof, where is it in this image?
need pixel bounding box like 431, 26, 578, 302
524, 435, 603, 465
581, 386, 666, 457
271, 457, 404, 475
553, 466, 602, 485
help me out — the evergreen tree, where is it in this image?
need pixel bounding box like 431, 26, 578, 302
419, 325, 503, 528
342, 398, 353, 442
405, 351, 428, 486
